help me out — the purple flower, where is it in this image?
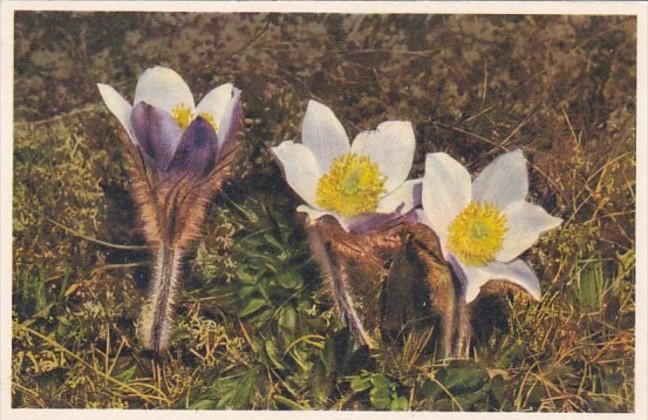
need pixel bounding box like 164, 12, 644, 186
97, 66, 242, 352
98, 66, 240, 178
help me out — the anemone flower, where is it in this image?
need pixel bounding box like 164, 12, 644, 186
420, 149, 562, 303
419, 150, 562, 356
271, 100, 420, 346
98, 66, 241, 353
271, 100, 420, 233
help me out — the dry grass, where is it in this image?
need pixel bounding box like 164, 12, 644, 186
12, 13, 635, 411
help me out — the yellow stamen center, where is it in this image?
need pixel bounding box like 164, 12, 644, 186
447, 202, 507, 266
171, 103, 219, 131
171, 103, 193, 129
316, 152, 386, 217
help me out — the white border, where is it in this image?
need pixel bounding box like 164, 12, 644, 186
1, 2, 646, 419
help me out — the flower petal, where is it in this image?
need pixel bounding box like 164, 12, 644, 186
196, 83, 232, 123
350, 121, 415, 192
301, 100, 349, 172
421, 153, 472, 238
130, 102, 184, 170
377, 179, 422, 214
166, 116, 218, 178
453, 257, 541, 303
346, 211, 416, 235
134, 66, 195, 113
417, 210, 449, 259
271, 141, 322, 208
216, 87, 241, 155
472, 149, 528, 209
296, 205, 350, 231
496, 200, 563, 262
97, 83, 134, 141
196, 83, 241, 152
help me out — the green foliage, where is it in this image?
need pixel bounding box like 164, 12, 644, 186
12, 13, 635, 411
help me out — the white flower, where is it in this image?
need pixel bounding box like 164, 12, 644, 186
97, 66, 240, 171
420, 150, 562, 303
271, 100, 420, 233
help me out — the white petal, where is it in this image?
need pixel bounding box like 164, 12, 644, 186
97, 83, 134, 142
134, 66, 194, 113
496, 200, 563, 262
196, 83, 233, 133
421, 153, 472, 237
350, 121, 415, 192
458, 259, 541, 303
472, 149, 528, 209
216, 86, 241, 147
377, 179, 421, 214
271, 141, 322, 208
296, 205, 350, 231
417, 210, 450, 260
301, 100, 349, 172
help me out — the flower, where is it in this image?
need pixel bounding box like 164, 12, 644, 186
419, 150, 562, 303
97, 66, 242, 352
271, 100, 420, 233
97, 66, 241, 177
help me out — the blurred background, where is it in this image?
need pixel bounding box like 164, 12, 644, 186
12, 12, 635, 411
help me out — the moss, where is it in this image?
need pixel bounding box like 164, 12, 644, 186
12, 13, 635, 411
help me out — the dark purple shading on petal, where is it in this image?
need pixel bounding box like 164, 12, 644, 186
166, 116, 219, 178
347, 205, 417, 235
412, 181, 423, 208
217, 88, 242, 157
130, 102, 183, 170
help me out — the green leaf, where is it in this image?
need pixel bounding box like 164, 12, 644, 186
273, 395, 307, 410
440, 362, 488, 392
370, 374, 392, 389
190, 399, 217, 409
278, 306, 297, 333
265, 340, 285, 370
350, 375, 372, 393
369, 385, 391, 410
239, 298, 268, 317
276, 271, 301, 289
390, 395, 408, 411
239, 285, 260, 299
115, 365, 137, 382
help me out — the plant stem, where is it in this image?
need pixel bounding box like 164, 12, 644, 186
306, 224, 375, 348
138, 243, 183, 353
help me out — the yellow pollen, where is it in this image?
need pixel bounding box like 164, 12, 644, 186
171, 104, 219, 131
198, 112, 219, 131
447, 201, 507, 266
171, 103, 193, 129
316, 152, 386, 217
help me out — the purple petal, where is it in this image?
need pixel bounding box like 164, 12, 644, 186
130, 102, 183, 170
217, 88, 242, 156
346, 205, 417, 235
166, 116, 219, 178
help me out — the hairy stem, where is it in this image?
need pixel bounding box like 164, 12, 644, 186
452, 296, 472, 358
138, 243, 183, 353
307, 224, 375, 348
447, 255, 472, 358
